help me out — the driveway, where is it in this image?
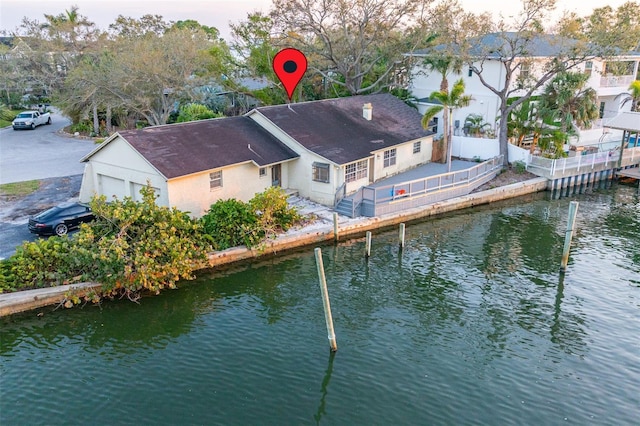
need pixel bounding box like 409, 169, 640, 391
0, 110, 95, 184
0, 111, 95, 259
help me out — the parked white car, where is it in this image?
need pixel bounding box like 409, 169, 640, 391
12, 110, 51, 130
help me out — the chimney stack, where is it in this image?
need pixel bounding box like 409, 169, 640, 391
363, 103, 372, 121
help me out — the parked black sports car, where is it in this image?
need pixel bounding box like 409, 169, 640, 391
28, 202, 94, 236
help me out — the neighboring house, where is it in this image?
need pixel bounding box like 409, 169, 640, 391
79, 93, 435, 215
79, 116, 299, 217
409, 33, 640, 136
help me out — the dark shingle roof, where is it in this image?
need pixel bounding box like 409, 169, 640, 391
115, 116, 299, 179
254, 93, 432, 164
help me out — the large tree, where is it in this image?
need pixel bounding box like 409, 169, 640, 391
557, 1, 640, 53
459, 0, 599, 166
13, 6, 103, 97
110, 26, 230, 126
269, 0, 433, 95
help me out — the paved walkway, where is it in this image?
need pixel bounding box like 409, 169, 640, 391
368, 159, 479, 187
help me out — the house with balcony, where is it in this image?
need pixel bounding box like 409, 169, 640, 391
408, 32, 640, 140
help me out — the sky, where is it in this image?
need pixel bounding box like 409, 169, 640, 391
0, 0, 632, 42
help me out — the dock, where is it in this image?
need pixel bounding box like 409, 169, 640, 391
617, 167, 640, 180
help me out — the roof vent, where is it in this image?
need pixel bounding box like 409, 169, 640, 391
363, 103, 372, 121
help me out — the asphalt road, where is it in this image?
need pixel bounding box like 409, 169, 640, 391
0, 112, 95, 259
0, 110, 95, 184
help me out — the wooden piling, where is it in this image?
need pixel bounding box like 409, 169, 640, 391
365, 231, 372, 258
314, 248, 338, 352
399, 223, 406, 249
560, 201, 579, 272
333, 213, 339, 242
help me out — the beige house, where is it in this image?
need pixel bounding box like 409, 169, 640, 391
79, 94, 434, 217
79, 116, 299, 217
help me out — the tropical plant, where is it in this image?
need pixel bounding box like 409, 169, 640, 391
621, 80, 640, 112
421, 78, 473, 171
463, 113, 490, 136
537, 129, 567, 159
422, 54, 464, 93
538, 71, 599, 141
176, 103, 220, 122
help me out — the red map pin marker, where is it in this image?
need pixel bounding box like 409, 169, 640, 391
273, 48, 307, 101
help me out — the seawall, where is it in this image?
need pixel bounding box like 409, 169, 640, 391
0, 177, 548, 317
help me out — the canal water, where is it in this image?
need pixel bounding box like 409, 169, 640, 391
1, 185, 638, 425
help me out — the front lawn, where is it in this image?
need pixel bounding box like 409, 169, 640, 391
0, 180, 41, 198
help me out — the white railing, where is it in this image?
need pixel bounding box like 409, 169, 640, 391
526, 146, 640, 179
599, 75, 634, 88
357, 156, 503, 217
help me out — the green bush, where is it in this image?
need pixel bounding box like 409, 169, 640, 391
249, 186, 302, 235
69, 121, 93, 134
4, 236, 92, 291
513, 161, 527, 174
201, 199, 261, 250
81, 185, 211, 296
3, 184, 211, 298
201, 187, 303, 250
176, 103, 220, 123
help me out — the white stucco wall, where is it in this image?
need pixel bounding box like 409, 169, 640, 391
167, 161, 287, 218
410, 60, 504, 132
450, 135, 528, 164
79, 137, 169, 205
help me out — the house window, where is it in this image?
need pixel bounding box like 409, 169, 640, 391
413, 141, 421, 154
599, 102, 605, 119
584, 61, 593, 77
516, 62, 531, 89
345, 160, 368, 183
468, 68, 473, 77
210, 170, 222, 189
520, 62, 531, 80
259, 167, 267, 177
383, 149, 396, 168
312, 162, 330, 183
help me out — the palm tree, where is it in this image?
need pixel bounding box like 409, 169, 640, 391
621, 80, 640, 112
421, 78, 473, 172
422, 54, 464, 93
538, 71, 599, 140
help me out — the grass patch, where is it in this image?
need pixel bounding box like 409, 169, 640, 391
0, 109, 22, 128
0, 180, 41, 197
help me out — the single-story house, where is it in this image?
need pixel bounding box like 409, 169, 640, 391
246, 93, 434, 205
79, 116, 299, 217
79, 93, 435, 216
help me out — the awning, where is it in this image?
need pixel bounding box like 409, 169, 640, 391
603, 112, 640, 132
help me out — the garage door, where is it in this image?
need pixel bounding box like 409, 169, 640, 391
130, 182, 160, 202
98, 174, 125, 200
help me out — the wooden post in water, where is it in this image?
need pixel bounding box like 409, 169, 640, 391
333, 213, 339, 242
364, 231, 371, 258
560, 201, 579, 272
365, 231, 372, 258
314, 248, 338, 352
399, 223, 406, 249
